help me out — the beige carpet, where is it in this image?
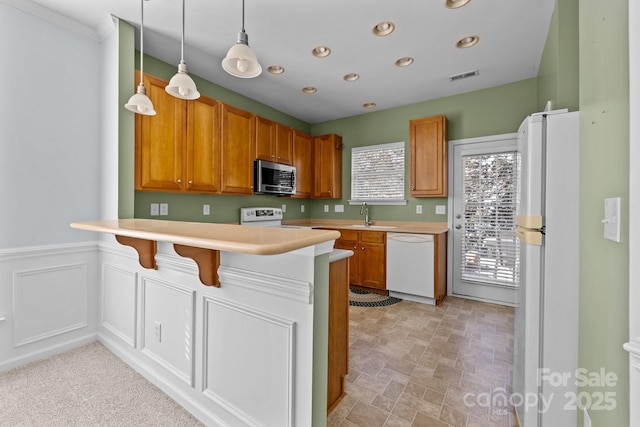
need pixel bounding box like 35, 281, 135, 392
0, 342, 204, 427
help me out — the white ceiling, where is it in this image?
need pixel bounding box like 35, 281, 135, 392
5, 0, 556, 124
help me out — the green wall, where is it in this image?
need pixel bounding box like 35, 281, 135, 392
578, 0, 630, 425
538, 0, 580, 112
119, 22, 135, 218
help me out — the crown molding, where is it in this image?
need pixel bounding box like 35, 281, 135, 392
0, 0, 115, 41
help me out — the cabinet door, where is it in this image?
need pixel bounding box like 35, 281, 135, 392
136, 72, 185, 191
359, 231, 386, 289
275, 123, 293, 165
292, 130, 313, 198
409, 115, 448, 197
186, 95, 221, 193
221, 103, 255, 194
313, 134, 342, 199
255, 115, 276, 162
334, 238, 358, 286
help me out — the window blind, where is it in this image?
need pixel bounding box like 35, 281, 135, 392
351, 142, 405, 202
461, 152, 520, 286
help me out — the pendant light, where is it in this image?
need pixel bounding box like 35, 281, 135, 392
165, 0, 200, 99
125, 0, 156, 116
221, 0, 262, 78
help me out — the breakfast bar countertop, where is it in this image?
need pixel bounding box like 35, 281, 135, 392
71, 218, 341, 255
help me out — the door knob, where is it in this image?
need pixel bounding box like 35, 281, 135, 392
456, 214, 462, 219
455, 224, 462, 229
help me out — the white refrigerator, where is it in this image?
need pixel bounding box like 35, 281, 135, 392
514, 110, 579, 426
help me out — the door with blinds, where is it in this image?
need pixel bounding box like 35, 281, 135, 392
450, 134, 519, 306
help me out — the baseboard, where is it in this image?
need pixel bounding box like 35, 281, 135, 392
98, 334, 227, 427
0, 333, 98, 372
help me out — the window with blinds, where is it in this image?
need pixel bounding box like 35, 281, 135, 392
461, 152, 520, 285
350, 142, 405, 203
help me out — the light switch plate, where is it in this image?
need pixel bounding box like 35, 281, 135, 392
435, 205, 446, 215
281, 204, 287, 213
603, 197, 621, 242
150, 203, 159, 216
203, 204, 210, 215
335, 204, 344, 213
301, 205, 305, 213
416, 205, 423, 214
159, 203, 169, 216
324, 205, 329, 213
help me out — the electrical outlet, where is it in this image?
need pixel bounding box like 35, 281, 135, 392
281, 204, 287, 213
416, 205, 423, 214
203, 204, 210, 215
154, 321, 162, 343
335, 204, 344, 213
150, 203, 159, 216
435, 205, 446, 215
324, 205, 329, 213
301, 205, 305, 213
159, 203, 169, 216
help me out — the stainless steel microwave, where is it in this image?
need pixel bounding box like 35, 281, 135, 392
254, 160, 296, 195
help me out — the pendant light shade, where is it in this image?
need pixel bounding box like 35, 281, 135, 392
166, 0, 200, 99
125, 0, 156, 116
222, 0, 261, 78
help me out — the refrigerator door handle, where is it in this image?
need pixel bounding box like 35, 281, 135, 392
516, 214, 543, 229
516, 227, 543, 246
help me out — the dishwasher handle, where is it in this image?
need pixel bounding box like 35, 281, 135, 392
387, 233, 434, 243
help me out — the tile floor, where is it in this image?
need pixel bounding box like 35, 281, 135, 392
328, 296, 516, 427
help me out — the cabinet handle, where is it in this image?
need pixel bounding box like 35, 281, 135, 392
177, 179, 182, 183
411, 187, 415, 191
361, 247, 365, 250
353, 246, 357, 250
188, 180, 193, 184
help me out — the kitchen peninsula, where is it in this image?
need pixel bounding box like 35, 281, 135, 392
71, 219, 340, 427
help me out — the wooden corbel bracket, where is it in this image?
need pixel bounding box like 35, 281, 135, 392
115, 235, 157, 269
174, 244, 221, 287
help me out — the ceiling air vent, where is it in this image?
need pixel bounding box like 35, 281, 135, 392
448, 69, 479, 82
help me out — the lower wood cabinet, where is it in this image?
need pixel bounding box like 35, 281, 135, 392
334, 230, 386, 291
328, 256, 349, 413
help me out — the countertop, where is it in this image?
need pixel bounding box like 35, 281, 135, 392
282, 219, 448, 235
71, 219, 341, 256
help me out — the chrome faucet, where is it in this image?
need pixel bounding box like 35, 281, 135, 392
360, 202, 373, 227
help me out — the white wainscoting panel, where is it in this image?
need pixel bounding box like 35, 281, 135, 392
13, 263, 88, 347
101, 263, 137, 347
141, 277, 196, 386
202, 296, 295, 427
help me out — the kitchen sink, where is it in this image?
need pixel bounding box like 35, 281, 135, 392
348, 224, 397, 229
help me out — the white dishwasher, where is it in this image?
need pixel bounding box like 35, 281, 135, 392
386, 233, 435, 303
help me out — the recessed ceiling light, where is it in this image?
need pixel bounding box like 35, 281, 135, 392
267, 65, 285, 74
373, 21, 395, 36
312, 46, 331, 58
343, 73, 360, 82
456, 35, 479, 48
302, 87, 317, 94
395, 57, 414, 67
362, 102, 377, 109
445, 0, 471, 9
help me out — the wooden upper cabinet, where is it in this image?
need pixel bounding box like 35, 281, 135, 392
275, 123, 293, 165
409, 114, 448, 197
313, 134, 343, 199
255, 116, 293, 165
255, 115, 276, 162
292, 130, 313, 198
186, 95, 221, 193
221, 103, 255, 194
135, 72, 185, 191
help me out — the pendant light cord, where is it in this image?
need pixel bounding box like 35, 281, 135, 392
139, 0, 145, 86
241, 0, 245, 33
180, 0, 185, 64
